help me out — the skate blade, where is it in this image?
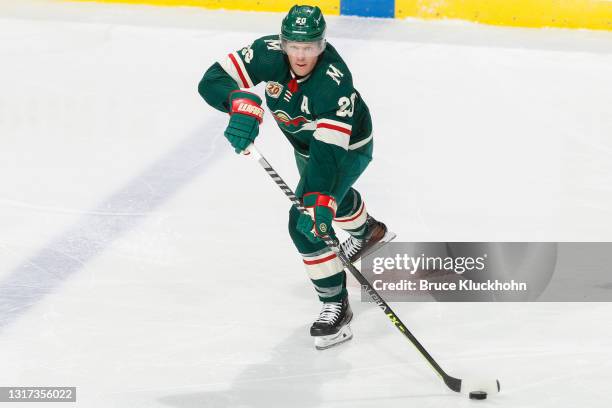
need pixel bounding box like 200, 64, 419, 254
314, 325, 353, 350
354, 231, 397, 263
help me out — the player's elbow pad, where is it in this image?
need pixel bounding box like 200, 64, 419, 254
198, 63, 238, 112
198, 71, 215, 102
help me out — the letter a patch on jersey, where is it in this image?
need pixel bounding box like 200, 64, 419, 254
326, 64, 344, 86
301, 96, 310, 114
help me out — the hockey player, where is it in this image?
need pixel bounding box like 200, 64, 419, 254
198, 5, 393, 349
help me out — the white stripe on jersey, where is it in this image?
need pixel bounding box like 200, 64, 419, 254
218, 51, 255, 88
349, 133, 373, 150
317, 118, 352, 132
313, 127, 350, 150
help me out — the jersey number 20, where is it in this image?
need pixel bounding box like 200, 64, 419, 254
337, 93, 356, 118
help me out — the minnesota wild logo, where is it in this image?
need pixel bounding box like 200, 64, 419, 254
272, 110, 314, 133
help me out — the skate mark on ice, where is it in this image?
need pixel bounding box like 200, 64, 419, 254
0, 123, 223, 332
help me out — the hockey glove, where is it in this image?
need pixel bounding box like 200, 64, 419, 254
297, 192, 337, 243
224, 90, 264, 154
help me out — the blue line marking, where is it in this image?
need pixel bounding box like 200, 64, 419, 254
340, 0, 395, 18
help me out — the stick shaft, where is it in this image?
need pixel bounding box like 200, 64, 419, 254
247, 144, 461, 392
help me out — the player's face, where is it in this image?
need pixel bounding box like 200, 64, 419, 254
283, 41, 324, 76
287, 52, 318, 76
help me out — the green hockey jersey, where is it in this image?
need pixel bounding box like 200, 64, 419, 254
198, 34, 373, 198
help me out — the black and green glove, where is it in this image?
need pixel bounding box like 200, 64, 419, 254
225, 90, 264, 154
297, 192, 337, 243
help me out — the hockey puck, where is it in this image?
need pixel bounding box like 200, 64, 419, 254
469, 391, 487, 400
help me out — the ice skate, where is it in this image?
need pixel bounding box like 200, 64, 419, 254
310, 297, 353, 350
340, 215, 396, 263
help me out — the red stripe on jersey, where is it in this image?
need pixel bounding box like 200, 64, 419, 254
335, 202, 365, 223
317, 122, 352, 135
228, 53, 249, 88
303, 253, 337, 265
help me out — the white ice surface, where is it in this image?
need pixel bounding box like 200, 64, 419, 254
1, 1, 612, 407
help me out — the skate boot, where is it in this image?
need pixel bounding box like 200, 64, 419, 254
310, 297, 353, 350
340, 215, 396, 263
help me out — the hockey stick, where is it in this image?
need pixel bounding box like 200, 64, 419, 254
245, 143, 500, 397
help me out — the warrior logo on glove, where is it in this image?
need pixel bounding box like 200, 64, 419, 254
231, 98, 264, 122
223, 90, 264, 153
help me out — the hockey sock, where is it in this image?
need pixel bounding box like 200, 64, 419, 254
311, 272, 347, 303
301, 247, 346, 302
334, 189, 368, 236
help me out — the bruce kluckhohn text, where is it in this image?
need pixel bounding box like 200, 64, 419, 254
372, 279, 528, 292
370, 253, 528, 292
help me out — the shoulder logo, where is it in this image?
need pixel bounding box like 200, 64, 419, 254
241, 45, 254, 63
265, 81, 284, 99
264, 39, 282, 51
326, 64, 344, 86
